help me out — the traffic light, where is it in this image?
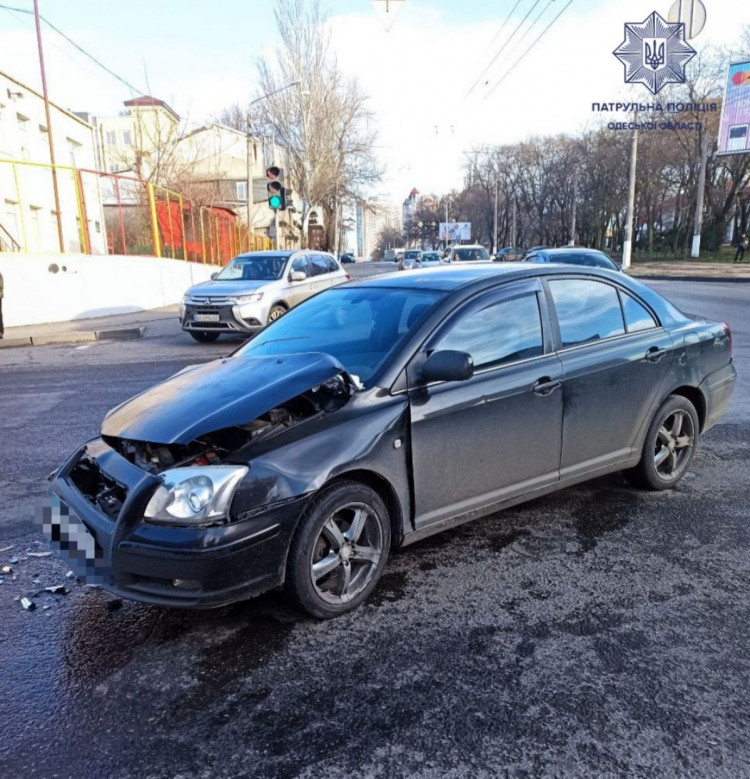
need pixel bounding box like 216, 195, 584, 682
266, 166, 286, 211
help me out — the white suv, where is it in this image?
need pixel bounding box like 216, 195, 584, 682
180, 250, 349, 342
445, 244, 491, 263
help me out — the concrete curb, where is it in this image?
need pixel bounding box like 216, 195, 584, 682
1, 326, 145, 349
628, 273, 750, 283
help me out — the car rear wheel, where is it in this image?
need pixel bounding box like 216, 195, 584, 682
624, 395, 699, 490
189, 330, 220, 343
286, 481, 391, 619
267, 304, 287, 323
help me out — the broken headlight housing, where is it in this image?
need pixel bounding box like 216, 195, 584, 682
144, 465, 248, 526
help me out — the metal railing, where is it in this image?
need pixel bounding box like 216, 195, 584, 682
0, 159, 272, 263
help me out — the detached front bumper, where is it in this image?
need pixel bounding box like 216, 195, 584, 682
42, 439, 305, 608
180, 302, 267, 334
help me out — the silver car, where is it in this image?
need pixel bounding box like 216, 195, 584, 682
180, 250, 348, 342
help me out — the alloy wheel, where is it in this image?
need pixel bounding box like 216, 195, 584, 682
310, 502, 383, 605
653, 409, 695, 480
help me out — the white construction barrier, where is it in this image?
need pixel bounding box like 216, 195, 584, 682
0, 254, 220, 328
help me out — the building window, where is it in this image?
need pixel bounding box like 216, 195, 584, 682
236, 181, 248, 201
122, 130, 132, 146
67, 138, 82, 168
105, 130, 116, 145
17, 113, 29, 132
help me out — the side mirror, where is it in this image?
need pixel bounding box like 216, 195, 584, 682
210, 272, 218, 279
422, 350, 474, 384
290, 270, 306, 282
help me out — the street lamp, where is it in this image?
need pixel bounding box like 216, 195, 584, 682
245, 80, 304, 245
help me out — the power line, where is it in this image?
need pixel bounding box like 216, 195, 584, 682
469, 0, 524, 95
0, 3, 144, 95
484, 0, 574, 100
465, 0, 542, 98
492, 0, 557, 77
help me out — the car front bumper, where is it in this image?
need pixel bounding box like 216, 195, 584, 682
180, 301, 268, 334
43, 439, 306, 608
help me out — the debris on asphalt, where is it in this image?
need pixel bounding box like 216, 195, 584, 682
9, 555, 19, 564
106, 599, 123, 612
32, 578, 41, 585
42, 604, 51, 611
0, 545, 12, 553
27, 551, 52, 558
20, 597, 36, 611
44, 585, 67, 595
1, 565, 12, 575
65, 570, 75, 579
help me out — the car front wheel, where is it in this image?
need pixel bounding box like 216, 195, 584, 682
286, 481, 391, 619
624, 394, 699, 490
267, 304, 287, 323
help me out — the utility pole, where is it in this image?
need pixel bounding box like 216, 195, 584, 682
622, 127, 639, 270
33, 0, 64, 253
493, 179, 498, 253
512, 196, 517, 247
691, 129, 709, 259
245, 112, 252, 249
569, 180, 577, 246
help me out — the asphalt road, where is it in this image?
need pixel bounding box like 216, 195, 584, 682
0, 276, 748, 778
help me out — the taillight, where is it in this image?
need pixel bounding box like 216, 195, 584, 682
722, 322, 732, 357
345, 273, 351, 281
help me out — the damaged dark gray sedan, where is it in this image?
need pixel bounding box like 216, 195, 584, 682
44, 265, 736, 618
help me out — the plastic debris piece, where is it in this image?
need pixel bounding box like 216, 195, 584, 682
44, 585, 67, 595
27, 551, 52, 558
20, 597, 36, 611
1, 566, 12, 575
106, 599, 123, 612
0, 545, 12, 553
32, 578, 41, 585
65, 570, 75, 579
9, 556, 19, 564
42, 604, 51, 610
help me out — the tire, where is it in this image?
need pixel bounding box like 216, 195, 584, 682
267, 304, 287, 323
189, 330, 220, 343
286, 481, 391, 619
624, 394, 700, 491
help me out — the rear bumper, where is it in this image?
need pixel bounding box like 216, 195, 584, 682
42, 440, 306, 608
700, 361, 737, 432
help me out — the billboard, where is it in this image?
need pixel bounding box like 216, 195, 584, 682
717, 60, 750, 156
439, 222, 471, 241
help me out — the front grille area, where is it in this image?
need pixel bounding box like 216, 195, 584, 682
69, 455, 127, 520
187, 295, 234, 305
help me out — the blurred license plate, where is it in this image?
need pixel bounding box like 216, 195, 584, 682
194, 313, 220, 322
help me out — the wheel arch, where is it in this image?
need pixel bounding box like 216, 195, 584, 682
666, 385, 707, 431
326, 469, 405, 549
270, 299, 290, 311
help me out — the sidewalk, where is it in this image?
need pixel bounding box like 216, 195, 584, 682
0, 305, 178, 349
627, 260, 750, 282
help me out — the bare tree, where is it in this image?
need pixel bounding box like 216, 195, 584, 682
256, 0, 381, 249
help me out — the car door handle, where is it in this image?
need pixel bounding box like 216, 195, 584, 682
532, 377, 561, 396
645, 347, 667, 363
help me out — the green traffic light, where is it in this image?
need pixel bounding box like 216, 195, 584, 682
269, 195, 281, 210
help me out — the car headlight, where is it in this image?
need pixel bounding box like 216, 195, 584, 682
144, 466, 248, 525
182, 292, 191, 302
231, 292, 264, 304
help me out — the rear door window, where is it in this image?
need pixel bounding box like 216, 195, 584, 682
548, 278, 625, 347
309, 255, 329, 276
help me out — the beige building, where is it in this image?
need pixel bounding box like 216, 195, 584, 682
92, 96, 181, 181
0, 70, 106, 253
357, 197, 403, 258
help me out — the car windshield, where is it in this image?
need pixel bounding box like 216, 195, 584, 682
237, 286, 445, 385
214, 255, 288, 281
404, 251, 421, 259
454, 247, 490, 261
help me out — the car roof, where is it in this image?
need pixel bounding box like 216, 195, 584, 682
542, 247, 609, 255
233, 249, 328, 259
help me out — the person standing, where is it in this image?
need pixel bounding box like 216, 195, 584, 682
0, 269, 4, 339
734, 232, 748, 263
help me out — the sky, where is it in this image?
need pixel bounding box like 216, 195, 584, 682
0, 0, 745, 201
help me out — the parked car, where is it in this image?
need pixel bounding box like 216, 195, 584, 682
446, 245, 491, 262
339, 254, 356, 264
419, 251, 444, 267
179, 250, 348, 342
522, 245, 548, 257
524, 247, 621, 271
45, 264, 735, 618
494, 246, 524, 262
398, 250, 423, 270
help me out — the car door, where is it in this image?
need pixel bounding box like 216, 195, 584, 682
321, 253, 346, 289
407, 280, 564, 529
287, 255, 316, 306
546, 276, 674, 479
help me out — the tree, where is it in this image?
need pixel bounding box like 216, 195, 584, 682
255, 0, 381, 250
374, 225, 403, 259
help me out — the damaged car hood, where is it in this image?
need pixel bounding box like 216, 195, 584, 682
101, 352, 350, 445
